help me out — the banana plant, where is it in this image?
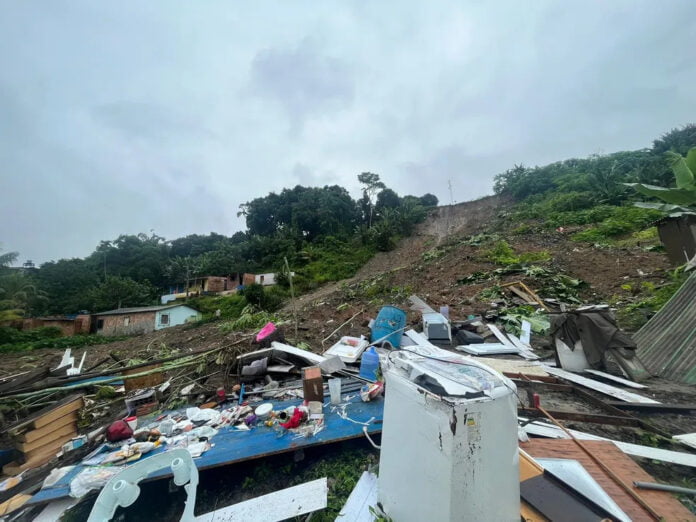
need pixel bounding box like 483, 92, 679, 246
624, 147, 696, 216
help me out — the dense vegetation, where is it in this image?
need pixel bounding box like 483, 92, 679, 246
1, 174, 436, 318
494, 124, 696, 245
492, 124, 696, 330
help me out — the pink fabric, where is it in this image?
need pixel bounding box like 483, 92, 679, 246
256, 322, 276, 342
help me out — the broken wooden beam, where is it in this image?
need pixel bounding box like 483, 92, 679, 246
604, 402, 696, 414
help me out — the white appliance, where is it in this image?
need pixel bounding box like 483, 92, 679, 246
378, 350, 520, 521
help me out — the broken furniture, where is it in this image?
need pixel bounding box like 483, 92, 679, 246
3, 395, 84, 476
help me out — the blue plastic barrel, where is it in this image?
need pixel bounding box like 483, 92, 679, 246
370, 305, 406, 348
359, 346, 380, 381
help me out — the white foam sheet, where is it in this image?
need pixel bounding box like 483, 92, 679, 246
337, 471, 378, 522
544, 366, 659, 403
195, 478, 328, 522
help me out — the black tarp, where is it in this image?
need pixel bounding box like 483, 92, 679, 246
550, 309, 637, 369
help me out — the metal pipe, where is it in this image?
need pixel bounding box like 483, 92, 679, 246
633, 481, 696, 496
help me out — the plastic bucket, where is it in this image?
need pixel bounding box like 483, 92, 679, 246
371, 306, 407, 347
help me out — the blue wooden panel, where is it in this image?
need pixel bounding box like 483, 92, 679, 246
29, 396, 383, 505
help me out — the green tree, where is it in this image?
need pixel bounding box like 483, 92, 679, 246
375, 188, 401, 216
165, 256, 203, 298
419, 193, 439, 207
357, 172, 386, 227
88, 275, 155, 311
33, 258, 100, 314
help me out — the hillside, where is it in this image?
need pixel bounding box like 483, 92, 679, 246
284, 195, 672, 348
0, 194, 673, 377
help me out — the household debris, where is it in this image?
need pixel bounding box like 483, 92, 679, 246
550, 305, 650, 381
2, 287, 696, 520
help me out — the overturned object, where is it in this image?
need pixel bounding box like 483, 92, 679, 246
550, 306, 648, 380
379, 349, 519, 521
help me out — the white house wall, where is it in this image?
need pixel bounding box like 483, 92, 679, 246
155, 306, 201, 330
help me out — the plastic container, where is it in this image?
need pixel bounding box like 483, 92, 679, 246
328, 379, 342, 405
125, 416, 138, 431
255, 403, 273, 419
359, 347, 380, 382
370, 306, 407, 347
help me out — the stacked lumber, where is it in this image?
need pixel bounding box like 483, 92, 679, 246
2, 395, 83, 476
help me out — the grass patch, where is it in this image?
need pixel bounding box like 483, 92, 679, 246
616, 269, 688, 331
0, 326, 126, 354
483, 240, 551, 266
571, 207, 662, 243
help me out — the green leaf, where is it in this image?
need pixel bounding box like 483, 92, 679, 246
624, 183, 696, 205
686, 147, 696, 179
665, 151, 696, 190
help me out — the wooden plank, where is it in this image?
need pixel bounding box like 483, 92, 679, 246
584, 369, 648, 389
521, 439, 694, 521
543, 367, 659, 404
195, 478, 328, 521
7, 394, 83, 435
123, 363, 163, 392
23, 432, 75, 460
518, 408, 643, 428
17, 412, 78, 443
521, 419, 696, 467
0, 493, 32, 516
32, 397, 83, 430
0, 368, 49, 394
604, 402, 696, 413
16, 423, 76, 452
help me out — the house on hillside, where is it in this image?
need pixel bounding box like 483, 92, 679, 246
161, 274, 256, 303
94, 304, 201, 336
1, 314, 92, 336
254, 272, 292, 286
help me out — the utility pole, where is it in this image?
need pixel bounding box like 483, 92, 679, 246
448, 179, 455, 205
284, 257, 298, 341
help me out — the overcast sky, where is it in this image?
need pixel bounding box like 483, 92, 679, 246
1, 1, 695, 264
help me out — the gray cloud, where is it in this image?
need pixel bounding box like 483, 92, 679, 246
250, 38, 355, 130
1, 0, 696, 264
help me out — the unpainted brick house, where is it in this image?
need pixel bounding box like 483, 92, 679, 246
94, 304, 201, 336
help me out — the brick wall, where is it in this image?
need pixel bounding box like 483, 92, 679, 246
97, 312, 156, 336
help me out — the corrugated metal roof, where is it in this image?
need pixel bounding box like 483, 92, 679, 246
95, 304, 196, 316
634, 272, 696, 384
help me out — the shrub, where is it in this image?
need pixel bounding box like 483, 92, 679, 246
572, 207, 662, 242
483, 240, 552, 266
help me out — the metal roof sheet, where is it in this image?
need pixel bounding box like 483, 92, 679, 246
634, 271, 696, 384
95, 304, 196, 316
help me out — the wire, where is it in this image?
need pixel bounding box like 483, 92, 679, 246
362, 425, 381, 449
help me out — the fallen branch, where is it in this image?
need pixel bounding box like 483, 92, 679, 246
321, 309, 364, 346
